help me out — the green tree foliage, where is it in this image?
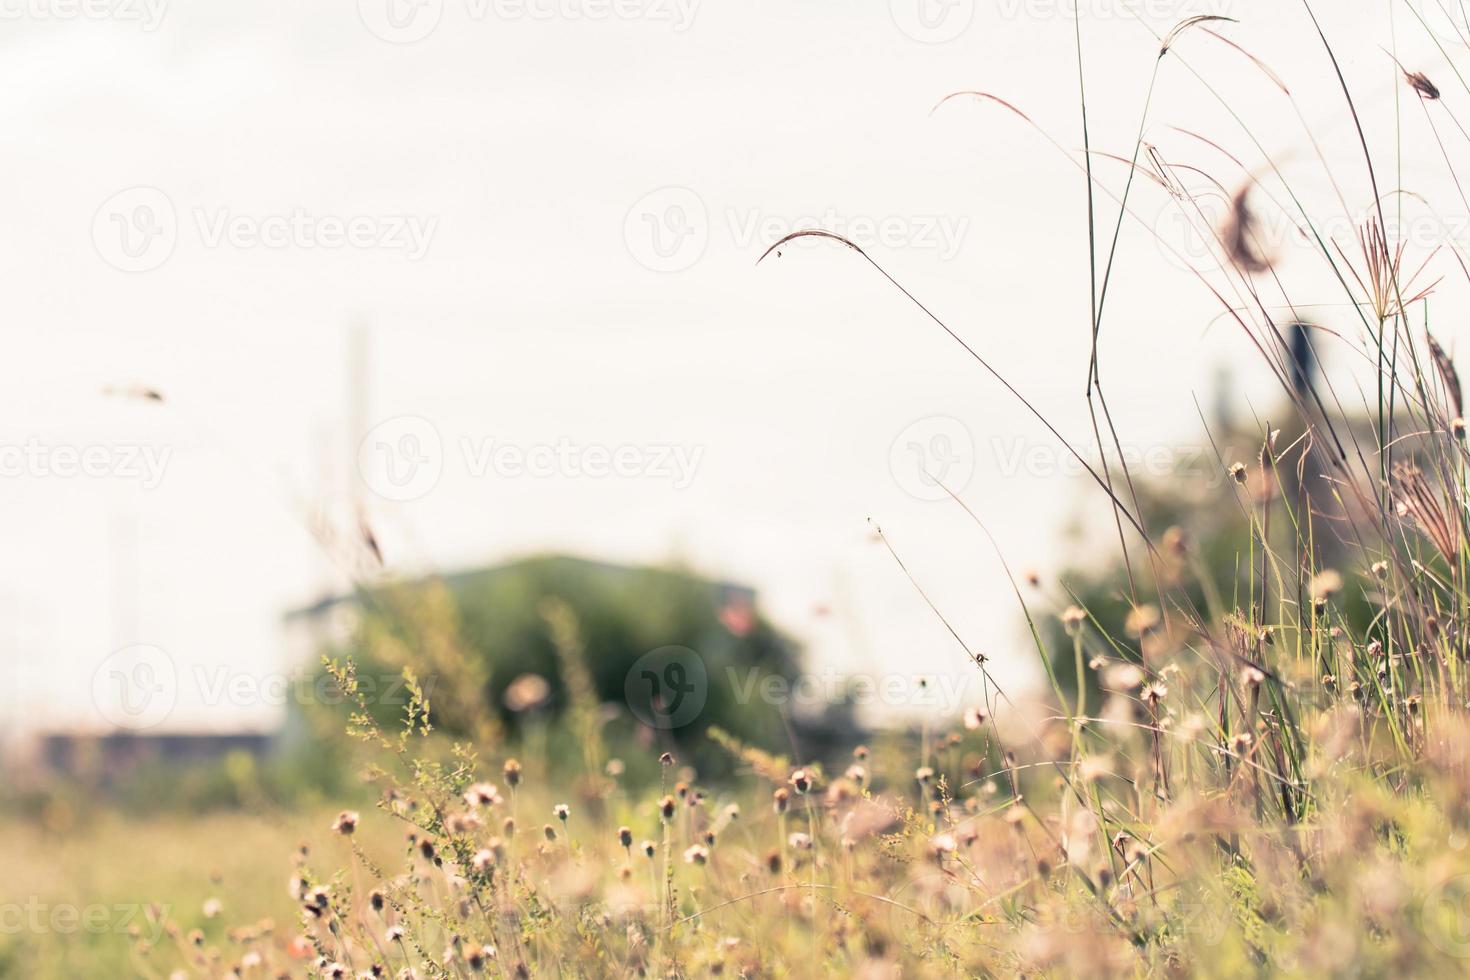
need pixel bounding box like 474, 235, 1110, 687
338, 555, 801, 769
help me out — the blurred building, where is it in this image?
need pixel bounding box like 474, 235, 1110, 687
18, 730, 275, 788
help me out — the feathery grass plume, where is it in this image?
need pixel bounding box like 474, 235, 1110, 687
1404, 69, 1440, 100
1256, 428, 1281, 501
1391, 462, 1460, 565
1220, 185, 1274, 274
1427, 331, 1462, 420
1159, 15, 1236, 56
356, 506, 383, 567
1346, 216, 1438, 322
706, 725, 789, 782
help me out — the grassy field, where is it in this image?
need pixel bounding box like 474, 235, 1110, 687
13, 709, 1470, 977
1, 807, 373, 978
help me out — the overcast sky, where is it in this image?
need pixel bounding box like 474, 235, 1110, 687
4, 0, 1467, 736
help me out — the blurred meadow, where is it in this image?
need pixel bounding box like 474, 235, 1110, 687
17, 1, 1470, 978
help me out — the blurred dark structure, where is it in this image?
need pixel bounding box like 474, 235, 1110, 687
1288, 321, 1318, 399
30, 731, 275, 787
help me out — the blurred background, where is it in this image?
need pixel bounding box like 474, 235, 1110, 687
6, 0, 1470, 971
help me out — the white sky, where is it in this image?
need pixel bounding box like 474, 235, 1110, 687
4, 0, 1469, 736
